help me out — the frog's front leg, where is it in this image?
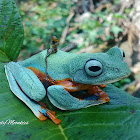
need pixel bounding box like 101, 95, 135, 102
47, 85, 106, 110
5, 62, 61, 124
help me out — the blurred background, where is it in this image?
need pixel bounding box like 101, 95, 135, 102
15, 0, 140, 98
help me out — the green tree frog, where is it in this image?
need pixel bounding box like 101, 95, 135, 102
5, 47, 130, 124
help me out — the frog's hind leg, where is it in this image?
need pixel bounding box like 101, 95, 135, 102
5, 62, 61, 124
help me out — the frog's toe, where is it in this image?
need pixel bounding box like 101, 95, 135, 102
38, 107, 61, 124
47, 85, 109, 110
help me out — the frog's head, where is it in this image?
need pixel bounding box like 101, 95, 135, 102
70, 47, 130, 85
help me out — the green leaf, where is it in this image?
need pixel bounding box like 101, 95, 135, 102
88, 30, 97, 43
111, 25, 123, 36
97, 28, 104, 35
0, 62, 140, 139
113, 13, 124, 19
0, 0, 24, 62
125, 9, 131, 14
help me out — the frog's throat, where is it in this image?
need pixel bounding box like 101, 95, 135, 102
27, 67, 110, 102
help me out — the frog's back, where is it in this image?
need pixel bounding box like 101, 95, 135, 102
47, 50, 77, 80
18, 49, 75, 75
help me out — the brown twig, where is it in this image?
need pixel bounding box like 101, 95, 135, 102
45, 36, 59, 73
95, 3, 112, 12
61, 43, 77, 52
89, 0, 94, 13
59, 8, 75, 45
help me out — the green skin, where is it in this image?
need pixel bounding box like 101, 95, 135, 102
5, 47, 130, 119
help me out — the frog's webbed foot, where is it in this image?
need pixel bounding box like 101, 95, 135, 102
36, 104, 61, 124
47, 85, 109, 110
35, 101, 61, 124
5, 62, 61, 124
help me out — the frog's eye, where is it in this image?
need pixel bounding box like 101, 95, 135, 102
119, 48, 125, 58
84, 59, 103, 77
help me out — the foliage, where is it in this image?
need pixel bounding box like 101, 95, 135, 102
113, 78, 132, 88
0, 0, 24, 62
18, 0, 73, 58
18, 0, 127, 59
68, 11, 124, 49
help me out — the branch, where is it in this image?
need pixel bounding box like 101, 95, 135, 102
59, 8, 75, 45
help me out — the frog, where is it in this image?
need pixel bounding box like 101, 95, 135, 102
5, 46, 130, 124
